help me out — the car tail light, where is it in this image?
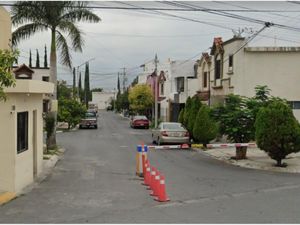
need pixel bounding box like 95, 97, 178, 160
161, 131, 168, 137
185, 131, 190, 137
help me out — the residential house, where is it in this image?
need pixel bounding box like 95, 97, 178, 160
92, 91, 115, 110
165, 60, 197, 122
0, 6, 11, 50
0, 7, 54, 194
197, 36, 300, 120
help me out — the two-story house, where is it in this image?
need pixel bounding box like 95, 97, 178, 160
0, 6, 54, 194
197, 36, 300, 121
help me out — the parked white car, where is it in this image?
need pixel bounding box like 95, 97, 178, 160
151, 122, 190, 145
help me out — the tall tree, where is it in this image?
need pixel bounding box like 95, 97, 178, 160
44, 45, 48, 68
128, 84, 153, 115
117, 73, 121, 94
11, 1, 100, 148
72, 67, 76, 99
78, 72, 83, 102
29, 49, 32, 67
36, 49, 40, 68
84, 62, 91, 107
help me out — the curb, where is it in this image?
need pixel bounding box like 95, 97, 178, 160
196, 148, 300, 174
0, 192, 16, 206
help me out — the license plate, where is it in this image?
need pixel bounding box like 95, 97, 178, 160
140, 124, 144, 126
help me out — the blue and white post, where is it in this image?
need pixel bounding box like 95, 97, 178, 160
136, 144, 148, 177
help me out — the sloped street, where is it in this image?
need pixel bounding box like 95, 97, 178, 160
1, 111, 300, 223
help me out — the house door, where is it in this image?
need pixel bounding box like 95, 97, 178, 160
33, 110, 37, 178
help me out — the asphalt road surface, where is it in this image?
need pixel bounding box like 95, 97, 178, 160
1, 111, 300, 223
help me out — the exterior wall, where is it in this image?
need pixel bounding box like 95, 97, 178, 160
31, 68, 50, 81
92, 92, 115, 109
0, 93, 44, 193
0, 7, 11, 50
0, 100, 15, 192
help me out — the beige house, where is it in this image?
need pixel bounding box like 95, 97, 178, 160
196, 36, 300, 120
0, 6, 11, 50
0, 80, 54, 193
0, 6, 54, 193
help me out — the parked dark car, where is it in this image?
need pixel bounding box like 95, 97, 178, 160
79, 111, 98, 129
130, 115, 150, 129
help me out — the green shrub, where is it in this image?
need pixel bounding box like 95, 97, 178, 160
178, 108, 184, 123
193, 105, 218, 146
255, 99, 300, 167
45, 113, 55, 151
183, 96, 192, 127
187, 96, 202, 134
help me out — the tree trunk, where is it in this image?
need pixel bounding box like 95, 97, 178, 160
234, 146, 247, 160
48, 29, 57, 149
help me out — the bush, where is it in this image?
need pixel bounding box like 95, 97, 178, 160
187, 96, 202, 134
58, 98, 86, 129
255, 99, 300, 167
45, 113, 55, 151
178, 108, 184, 124
183, 96, 192, 127
193, 105, 218, 146
214, 94, 255, 159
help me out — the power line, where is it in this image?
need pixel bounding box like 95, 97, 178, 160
3, 2, 300, 12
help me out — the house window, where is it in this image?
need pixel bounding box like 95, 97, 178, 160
203, 72, 208, 88
42, 76, 49, 82
289, 101, 300, 109
160, 83, 164, 95
229, 55, 233, 68
215, 59, 221, 80
17, 112, 28, 154
176, 77, 184, 93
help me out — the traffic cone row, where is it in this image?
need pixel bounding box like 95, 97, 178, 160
141, 159, 170, 202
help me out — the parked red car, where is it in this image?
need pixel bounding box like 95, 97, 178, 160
130, 115, 150, 129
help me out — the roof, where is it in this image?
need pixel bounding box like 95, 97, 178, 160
210, 36, 245, 55
244, 46, 300, 52
13, 64, 34, 74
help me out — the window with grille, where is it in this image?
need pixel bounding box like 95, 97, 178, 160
17, 112, 28, 154
176, 77, 185, 92
203, 72, 208, 88
215, 60, 221, 80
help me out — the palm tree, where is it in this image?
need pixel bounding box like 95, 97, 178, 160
11, 1, 100, 148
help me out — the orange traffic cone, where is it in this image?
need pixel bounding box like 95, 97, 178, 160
142, 164, 151, 186
142, 154, 146, 177
150, 169, 160, 197
149, 166, 157, 191
155, 175, 170, 202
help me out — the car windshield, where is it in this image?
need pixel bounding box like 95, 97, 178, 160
134, 116, 147, 120
162, 123, 185, 130
85, 112, 96, 118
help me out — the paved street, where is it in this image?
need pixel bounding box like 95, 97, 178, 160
1, 111, 300, 223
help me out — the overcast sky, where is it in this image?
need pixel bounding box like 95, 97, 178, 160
6, 1, 300, 91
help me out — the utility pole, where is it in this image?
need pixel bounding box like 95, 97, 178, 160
154, 53, 159, 128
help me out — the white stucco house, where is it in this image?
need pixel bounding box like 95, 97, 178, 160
92, 91, 115, 110
196, 36, 300, 121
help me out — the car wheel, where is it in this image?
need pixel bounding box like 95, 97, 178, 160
95, 125, 98, 129
79, 125, 82, 129
157, 137, 161, 146
152, 134, 156, 144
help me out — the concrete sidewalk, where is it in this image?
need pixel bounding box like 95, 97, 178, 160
201, 147, 300, 173
0, 148, 65, 206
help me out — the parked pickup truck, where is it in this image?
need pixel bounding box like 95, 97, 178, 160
79, 111, 98, 129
